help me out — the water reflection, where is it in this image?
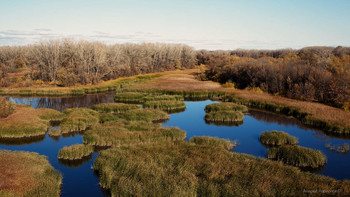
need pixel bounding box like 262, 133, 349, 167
8, 92, 116, 112
59, 155, 93, 168
0, 135, 45, 145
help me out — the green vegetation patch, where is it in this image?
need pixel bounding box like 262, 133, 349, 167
143, 94, 184, 101
120, 108, 169, 122
91, 103, 140, 113
60, 108, 99, 134
83, 120, 185, 147
0, 150, 62, 197
0, 105, 63, 138
205, 111, 244, 123
94, 141, 350, 197
143, 100, 186, 111
189, 136, 236, 150
114, 92, 147, 103
58, 144, 94, 160
205, 102, 248, 113
267, 145, 327, 168
259, 130, 298, 146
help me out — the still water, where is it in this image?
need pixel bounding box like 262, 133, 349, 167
1, 95, 349, 197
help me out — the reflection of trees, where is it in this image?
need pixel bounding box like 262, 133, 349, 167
9, 92, 116, 112
248, 109, 302, 128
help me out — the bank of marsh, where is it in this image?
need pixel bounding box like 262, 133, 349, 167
0, 150, 62, 197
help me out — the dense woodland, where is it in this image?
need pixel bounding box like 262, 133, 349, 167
0, 40, 349, 109
0, 40, 196, 87
198, 47, 350, 109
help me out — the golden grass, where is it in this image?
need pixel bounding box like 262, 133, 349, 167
0, 151, 62, 197
0, 105, 63, 138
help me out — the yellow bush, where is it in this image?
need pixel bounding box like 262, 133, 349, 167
222, 82, 235, 89
343, 101, 350, 111
248, 87, 263, 94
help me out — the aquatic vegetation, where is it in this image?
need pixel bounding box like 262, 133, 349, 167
94, 141, 350, 197
60, 108, 99, 134
114, 92, 147, 103
326, 143, 350, 153
48, 128, 61, 137
267, 145, 327, 168
91, 103, 140, 113
142, 94, 184, 101
259, 130, 298, 146
83, 121, 185, 147
120, 108, 169, 122
189, 136, 236, 150
143, 100, 186, 111
0, 97, 15, 118
58, 144, 94, 160
0, 105, 63, 138
204, 102, 248, 113
0, 150, 62, 197
205, 111, 244, 123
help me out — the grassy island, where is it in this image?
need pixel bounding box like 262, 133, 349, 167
58, 144, 94, 160
120, 108, 169, 122
0, 151, 62, 197
267, 145, 327, 168
204, 102, 248, 113
205, 111, 244, 123
60, 108, 99, 134
91, 103, 140, 113
143, 100, 186, 112
259, 131, 298, 146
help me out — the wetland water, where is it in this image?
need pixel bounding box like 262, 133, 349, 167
1, 94, 350, 196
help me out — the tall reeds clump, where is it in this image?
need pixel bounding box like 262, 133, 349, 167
0, 150, 62, 197
94, 140, 350, 197
114, 92, 147, 103
58, 144, 94, 160
267, 145, 327, 168
142, 94, 184, 101
0, 105, 63, 138
60, 108, 99, 134
205, 102, 247, 113
91, 103, 140, 113
143, 100, 186, 112
259, 131, 298, 146
205, 111, 244, 123
189, 136, 236, 150
0, 97, 15, 118
83, 121, 185, 147
120, 108, 169, 122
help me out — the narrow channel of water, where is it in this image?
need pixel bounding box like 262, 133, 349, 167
1, 95, 350, 197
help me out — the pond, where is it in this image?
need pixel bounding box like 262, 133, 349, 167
1, 94, 350, 197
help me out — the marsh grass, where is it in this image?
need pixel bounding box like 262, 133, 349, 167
93, 141, 350, 197
142, 94, 184, 101
91, 103, 140, 113
204, 111, 244, 123
267, 145, 327, 168
60, 108, 99, 134
326, 143, 350, 153
143, 100, 186, 112
58, 144, 94, 160
120, 108, 169, 122
204, 102, 248, 113
0, 105, 63, 138
48, 128, 61, 137
189, 136, 236, 150
114, 92, 147, 103
83, 120, 185, 147
259, 131, 298, 146
0, 150, 62, 197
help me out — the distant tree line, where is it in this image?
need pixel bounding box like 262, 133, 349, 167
0, 39, 196, 87
198, 46, 350, 109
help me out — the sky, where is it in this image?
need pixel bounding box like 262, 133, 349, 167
0, 0, 349, 50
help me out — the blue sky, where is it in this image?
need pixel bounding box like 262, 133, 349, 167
0, 0, 349, 49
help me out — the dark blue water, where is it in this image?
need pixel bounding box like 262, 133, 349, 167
1, 96, 350, 197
